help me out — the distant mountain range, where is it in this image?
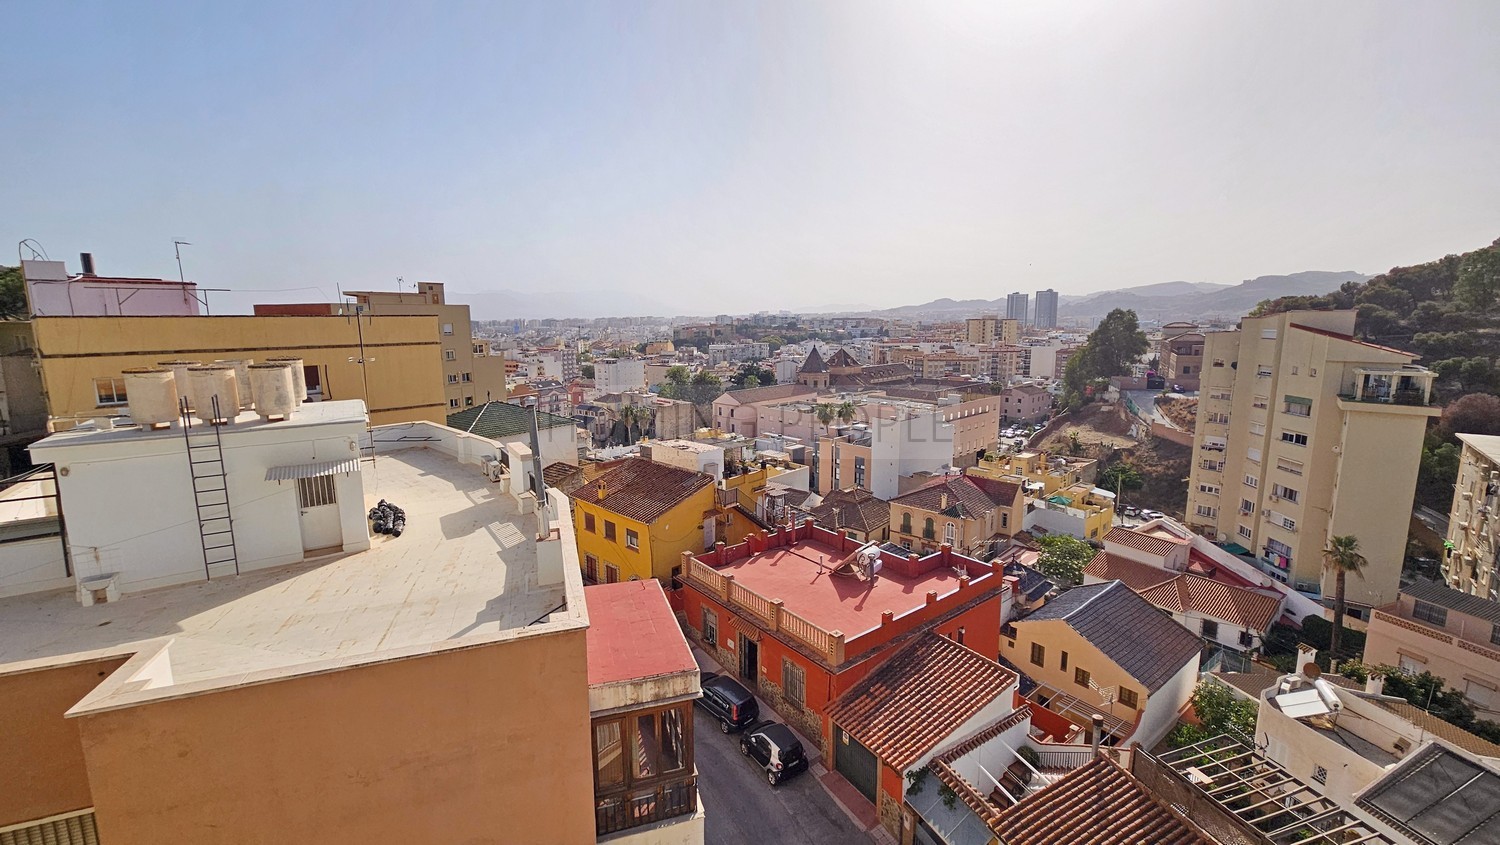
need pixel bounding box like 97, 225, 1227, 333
860, 271, 1370, 323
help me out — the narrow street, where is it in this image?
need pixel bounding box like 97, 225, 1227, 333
693, 705, 873, 845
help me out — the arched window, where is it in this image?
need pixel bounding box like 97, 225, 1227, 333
901, 512, 912, 534
944, 522, 957, 545
923, 518, 935, 540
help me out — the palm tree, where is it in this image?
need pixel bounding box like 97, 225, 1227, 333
1322, 534, 1368, 662
837, 401, 857, 425
815, 403, 837, 430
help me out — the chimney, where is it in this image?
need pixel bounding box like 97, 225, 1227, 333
596, 482, 607, 501
79, 252, 96, 276
1091, 714, 1104, 757
940, 492, 949, 511
1365, 674, 1385, 696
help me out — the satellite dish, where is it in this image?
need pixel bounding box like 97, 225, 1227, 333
1302, 662, 1322, 679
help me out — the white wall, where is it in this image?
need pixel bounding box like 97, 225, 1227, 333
870, 411, 952, 500
1025, 504, 1087, 539
0, 535, 71, 598
1133, 656, 1199, 749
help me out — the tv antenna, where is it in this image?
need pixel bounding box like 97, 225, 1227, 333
173, 240, 191, 284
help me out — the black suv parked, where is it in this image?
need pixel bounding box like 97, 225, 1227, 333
739, 721, 810, 786
696, 672, 760, 733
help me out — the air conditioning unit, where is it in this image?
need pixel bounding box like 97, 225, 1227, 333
480, 455, 504, 483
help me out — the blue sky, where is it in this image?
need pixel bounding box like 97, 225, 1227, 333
4, 1, 1499, 317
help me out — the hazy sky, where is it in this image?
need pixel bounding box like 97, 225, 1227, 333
4, 1, 1498, 318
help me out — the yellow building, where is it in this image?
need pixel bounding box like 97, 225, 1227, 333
569, 458, 718, 583
32, 314, 446, 427
968, 454, 1115, 541
964, 317, 1021, 346
972, 450, 1098, 496
341, 282, 507, 411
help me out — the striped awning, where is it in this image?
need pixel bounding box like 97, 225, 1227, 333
265, 458, 360, 482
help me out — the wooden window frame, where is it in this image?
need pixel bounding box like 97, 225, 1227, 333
702, 607, 718, 646
604, 520, 617, 541
1119, 688, 1139, 709
1074, 667, 1091, 688
605, 563, 620, 584
585, 512, 597, 533
1029, 642, 1045, 667
584, 554, 599, 583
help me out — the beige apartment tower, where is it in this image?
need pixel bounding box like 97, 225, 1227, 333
1444, 434, 1500, 598
1185, 310, 1438, 615
965, 316, 1020, 346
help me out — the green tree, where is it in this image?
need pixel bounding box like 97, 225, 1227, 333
1088, 309, 1149, 377
742, 374, 760, 389
1322, 535, 1368, 661
580, 363, 595, 380
1169, 680, 1258, 747
1035, 534, 1094, 586
1454, 238, 1500, 311
664, 365, 691, 385
1442, 393, 1500, 437
687, 370, 723, 406
0, 266, 25, 319
761, 335, 785, 352
1099, 461, 1144, 496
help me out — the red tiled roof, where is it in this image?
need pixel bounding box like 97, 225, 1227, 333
715, 383, 815, 405
825, 634, 1016, 770
1290, 323, 1417, 358
1137, 573, 1284, 633
990, 756, 1212, 845
584, 581, 697, 688
807, 488, 890, 535
799, 347, 828, 373
568, 458, 713, 523
892, 474, 1021, 520
1083, 551, 1176, 592
1103, 526, 1186, 558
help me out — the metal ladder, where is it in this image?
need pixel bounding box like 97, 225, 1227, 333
181, 395, 239, 579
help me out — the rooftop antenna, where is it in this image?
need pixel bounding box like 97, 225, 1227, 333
173, 240, 191, 284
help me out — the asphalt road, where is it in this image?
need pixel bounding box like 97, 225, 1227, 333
694, 706, 872, 845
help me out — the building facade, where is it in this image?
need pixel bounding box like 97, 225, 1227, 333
1363, 578, 1500, 718
1443, 433, 1500, 597
1006, 292, 1029, 325
1033, 289, 1059, 329
1185, 310, 1439, 613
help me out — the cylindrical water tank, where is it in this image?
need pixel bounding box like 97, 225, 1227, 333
157, 360, 201, 408
213, 359, 255, 409
121, 368, 179, 427
265, 356, 307, 404
186, 366, 240, 424
248, 363, 297, 420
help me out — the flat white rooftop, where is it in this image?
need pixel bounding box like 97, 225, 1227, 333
31, 399, 368, 451
0, 445, 572, 705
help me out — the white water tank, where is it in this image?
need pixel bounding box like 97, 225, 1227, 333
249, 363, 297, 420
186, 366, 240, 424
214, 359, 255, 409
265, 356, 307, 404
121, 367, 179, 427
157, 360, 201, 408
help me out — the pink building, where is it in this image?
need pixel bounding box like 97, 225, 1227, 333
21, 256, 202, 317
999, 384, 1051, 423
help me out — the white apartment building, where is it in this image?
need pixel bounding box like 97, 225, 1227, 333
706, 342, 770, 365
1444, 433, 1500, 598
594, 357, 647, 393
1185, 310, 1438, 614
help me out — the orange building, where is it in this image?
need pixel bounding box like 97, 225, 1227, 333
677, 520, 1014, 767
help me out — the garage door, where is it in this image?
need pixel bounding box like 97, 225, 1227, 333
834, 724, 879, 803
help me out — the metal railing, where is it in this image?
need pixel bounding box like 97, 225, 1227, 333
595, 777, 697, 836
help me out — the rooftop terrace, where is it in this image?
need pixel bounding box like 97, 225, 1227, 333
0, 440, 582, 713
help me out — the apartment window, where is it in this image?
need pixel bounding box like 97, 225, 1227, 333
1283, 397, 1312, 417
783, 658, 806, 707
604, 520, 617, 541
854, 456, 866, 488
1280, 431, 1309, 447
1240, 499, 1255, 515
441, 323, 454, 336
461, 372, 472, 383
1239, 630, 1255, 648
1412, 600, 1448, 626
1247, 447, 1262, 463
1280, 516, 1296, 531
1261, 329, 1278, 340
702, 607, 718, 646
944, 522, 957, 545
1252, 396, 1269, 410
1271, 484, 1300, 504
465, 396, 475, 406
1238, 524, 1253, 540
584, 554, 599, 582
473, 344, 486, 356
628, 707, 688, 779
447, 374, 459, 384
595, 721, 625, 788
1030, 642, 1045, 667
1276, 457, 1304, 476
94, 377, 128, 406
924, 518, 936, 541
604, 563, 620, 584
585, 513, 596, 533
1197, 483, 1220, 496
1060, 651, 1069, 671
444, 348, 457, 361
1195, 504, 1217, 518
1257, 366, 1272, 378
1201, 619, 1219, 639
1312, 765, 1328, 784
1074, 667, 1091, 688
625, 529, 639, 550
1001, 512, 1009, 530
901, 512, 912, 534
448, 397, 460, 408
1248, 422, 1266, 436
1213, 359, 1225, 368
1119, 688, 1139, 708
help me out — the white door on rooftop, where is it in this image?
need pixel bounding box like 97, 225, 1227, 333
297, 475, 342, 554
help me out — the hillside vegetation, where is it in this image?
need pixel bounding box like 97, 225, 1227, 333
1251, 236, 1500, 509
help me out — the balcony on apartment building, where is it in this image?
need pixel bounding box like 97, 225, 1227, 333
1337, 366, 1437, 408
684, 521, 1008, 668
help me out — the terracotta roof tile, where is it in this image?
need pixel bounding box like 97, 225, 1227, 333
989, 756, 1212, 845
715, 383, 816, 405
1371, 700, 1500, 758
807, 488, 891, 535
825, 634, 1016, 770
892, 475, 1021, 520
1019, 582, 1201, 692
1103, 526, 1187, 559
1137, 573, 1284, 633
568, 458, 712, 524
1083, 551, 1176, 592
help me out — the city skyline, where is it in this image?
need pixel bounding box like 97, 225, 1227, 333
4, 1, 1498, 318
